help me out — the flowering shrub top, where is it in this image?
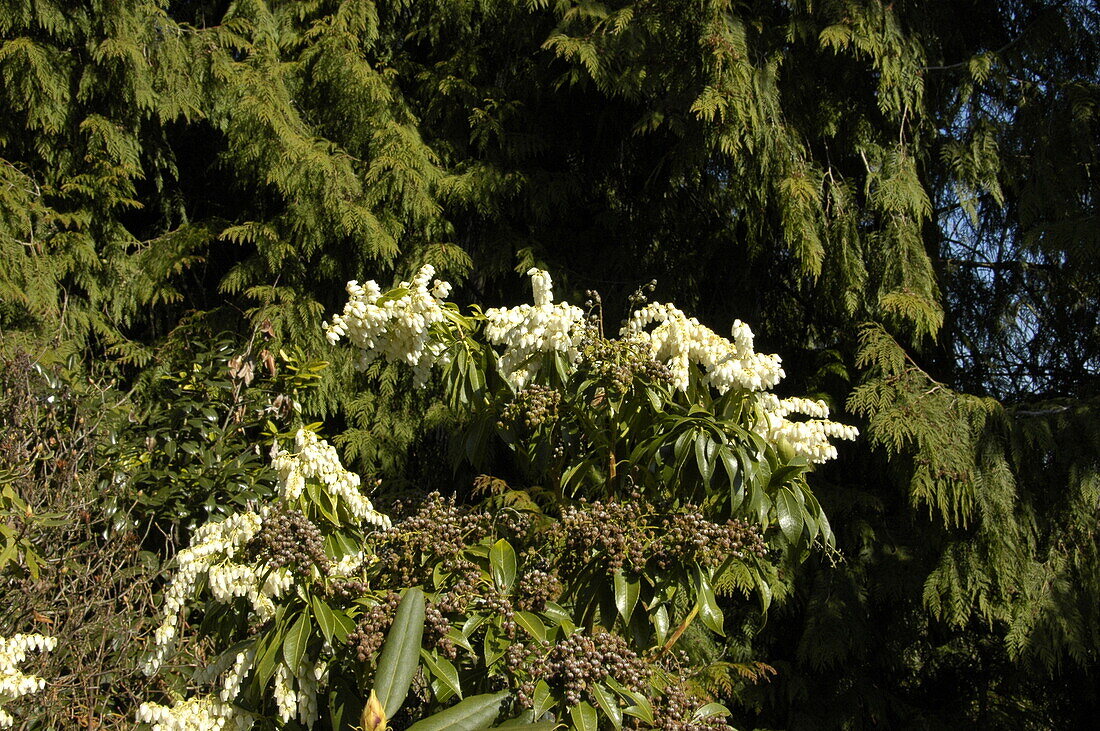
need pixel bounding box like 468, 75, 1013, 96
622, 302, 783, 393
272, 429, 391, 528
140, 266, 861, 731
327, 265, 857, 466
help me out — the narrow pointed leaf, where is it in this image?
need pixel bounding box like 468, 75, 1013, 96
373, 587, 425, 718
514, 611, 547, 643
613, 571, 640, 623
282, 611, 311, 673
420, 648, 462, 699
406, 691, 508, 731
692, 703, 731, 721
490, 538, 517, 592
312, 595, 336, 646
651, 604, 670, 645
570, 701, 598, 731
695, 568, 725, 636
592, 683, 623, 729
777, 486, 802, 543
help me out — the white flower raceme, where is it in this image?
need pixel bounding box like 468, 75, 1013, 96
621, 304, 857, 462
272, 429, 391, 529
136, 696, 252, 731
622, 303, 784, 393
274, 664, 297, 723
0, 633, 55, 728
323, 264, 453, 386
143, 509, 272, 676
757, 394, 860, 464
483, 268, 587, 389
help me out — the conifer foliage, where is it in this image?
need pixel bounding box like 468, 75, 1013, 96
1, 0, 1098, 728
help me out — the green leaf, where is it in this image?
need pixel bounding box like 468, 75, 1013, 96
331, 608, 357, 644
495, 718, 558, 730
420, 648, 462, 699
692, 702, 730, 721
757, 573, 773, 613
777, 486, 802, 543
514, 611, 547, 643
613, 571, 640, 623
541, 602, 576, 633
483, 622, 510, 666
646, 387, 663, 411
694, 433, 717, 483
570, 701, 598, 731
283, 610, 311, 673
373, 587, 425, 719
405, 691, 508, 731
490, 538, 517, 592
651, 604, 670, 645
0, 540, 16, 571
719, 445, 739, 485
532, 680, 553, 718
751, 487, 773, 528
673, 429, 694, 470
445, 626, 475, 653
769, 461, 809, 488
462, 613, 488, 638
255, 626, 283, 690
312, 595, 337, 646
618, 689, 655, 726
24, 549, 39, 580
695, 568, 725, 636
592, 683, 623, 729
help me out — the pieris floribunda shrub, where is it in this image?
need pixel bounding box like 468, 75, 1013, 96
141, 267, 857, 730
0, 633, 55, 727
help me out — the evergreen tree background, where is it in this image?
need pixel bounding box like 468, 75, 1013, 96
1, 0, 1097, 727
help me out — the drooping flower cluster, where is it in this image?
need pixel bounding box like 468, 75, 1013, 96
622, 302, 784, 393
758, 394, 860, 464
142, 510, 274, 676
323, 264, 453, 385
272, 429, 390, 528
272, 659, 327, 726
484, 268, 587, 389
136, 696, 252, 731
0, 634, 55, 728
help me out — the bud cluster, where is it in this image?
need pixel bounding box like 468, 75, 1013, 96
551, 498, 649, 574
347, 592, 402, 663
499, 384, 561, 430
374, 493, 491, 587
494, 509, 536, 543
418, 555, 488, 658
326, 576, 368, 601
249, 509, 330, 580
515, 565, 562, 612
653, 513, 767, 570
578, 332, 673, 396
512, 629, 649, 708
550, 497, 767, 576
641, 681, 734, 731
